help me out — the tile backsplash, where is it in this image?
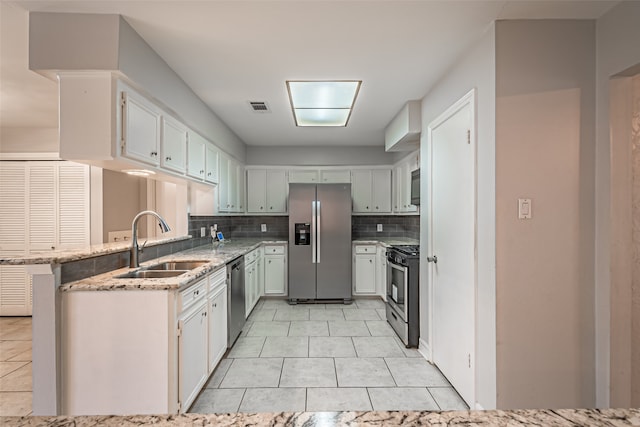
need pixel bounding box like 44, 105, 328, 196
189, 214, 419, 244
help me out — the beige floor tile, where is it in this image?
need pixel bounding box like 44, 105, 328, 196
0, 391, 31, 416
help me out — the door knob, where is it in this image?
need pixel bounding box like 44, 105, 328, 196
427, 255, 438, 264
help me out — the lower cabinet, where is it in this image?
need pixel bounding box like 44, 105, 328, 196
244, 248, 263, 317
376, 245, 388, 300
178, 299, 208, 412
264, 244, 287, 295
353, 244, 377, 295
208, 283, 227, 374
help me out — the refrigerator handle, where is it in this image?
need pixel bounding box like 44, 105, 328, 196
316, 201, 321, 264
311, 201, 317, 264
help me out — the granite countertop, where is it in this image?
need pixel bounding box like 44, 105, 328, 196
352, 237, 419, 246
59, 238, 287, 292
2, 408, 639, 426
0, 235, 193, 266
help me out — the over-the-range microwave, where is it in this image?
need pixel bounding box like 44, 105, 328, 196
410, 168, 420, 206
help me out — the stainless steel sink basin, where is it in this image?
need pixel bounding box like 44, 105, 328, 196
146, 261, 210, 271
115, 270, 188, 279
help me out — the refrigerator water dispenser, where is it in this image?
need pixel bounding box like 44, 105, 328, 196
294, 223, 311, 245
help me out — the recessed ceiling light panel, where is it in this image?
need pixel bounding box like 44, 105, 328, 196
286, 80, 361, 127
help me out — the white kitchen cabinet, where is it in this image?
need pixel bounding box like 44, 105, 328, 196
205, 144, 219, 184
393, 154, 418, 213
178, 298, 208, 412
288, 170, 318, 183
218, 153, 230, 212
264, 244, 287, 295
187, 131, 206, 180
218, 154, 244, 213
353, 245, 377, 295
235, 160, 245, 213
121, 91, 161, 166
376, 245, 388, 300
244, 253, 258, 318
208, 282, 227, 374
257, 248, 264, 298
0, 161, 89, 316
161, 116, 187, 174
247, 169, 287, 213
351, 169, 392, 214
320, 169, 351, 183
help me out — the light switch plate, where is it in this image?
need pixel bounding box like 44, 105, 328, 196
261, 224, 267, 232
518, 198, 532, 219
377, 224, 383, 232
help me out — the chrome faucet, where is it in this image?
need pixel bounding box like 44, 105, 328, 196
130, 210, 171, 268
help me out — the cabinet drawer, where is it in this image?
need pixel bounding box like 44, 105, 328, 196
245, 248, 259, 263
179, 278, 207, 313
355, 245, 376, 254
263, 245, 285, 255
210, 267, 226, 292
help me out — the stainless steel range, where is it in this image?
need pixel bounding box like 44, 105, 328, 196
386, 245, 420, 348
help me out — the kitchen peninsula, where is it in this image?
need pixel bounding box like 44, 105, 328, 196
0, 236, 287, 416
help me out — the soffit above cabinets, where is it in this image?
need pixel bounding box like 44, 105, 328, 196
385, 101, 421, 152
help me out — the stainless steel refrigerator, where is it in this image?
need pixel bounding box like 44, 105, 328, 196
288, 183, 352, 303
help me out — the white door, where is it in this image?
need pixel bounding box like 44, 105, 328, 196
429, 92, 475, 406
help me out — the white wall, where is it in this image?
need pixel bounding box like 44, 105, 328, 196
245, 145, 397, 166
495, 19, 596, 409
0, 127, 58, 153
419, 24, 496, 410
594, 0, 640, 408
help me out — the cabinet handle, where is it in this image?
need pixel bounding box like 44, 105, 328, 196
213, 303, 217, 308
260, 206, 263, 210
370, 259, 373, 263
200, 170, 204, 174
268, 260, 271, 264
51, 246, 55, 250
151, 151, 158, 157
166, 156, 172, 161
376, 206, 379, 209
208, 172, 212, 176
366, 206, 369, 210
270, 206, 273, 210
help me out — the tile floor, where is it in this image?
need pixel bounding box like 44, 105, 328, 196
0, 298, 467, 416
0, 316, 32, 416
189, 297, 468, 413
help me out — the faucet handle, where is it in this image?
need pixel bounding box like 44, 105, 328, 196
139, 240, 148, 252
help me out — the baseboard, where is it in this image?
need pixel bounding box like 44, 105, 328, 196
418, 338, 432, 361
475, 403, 485, 410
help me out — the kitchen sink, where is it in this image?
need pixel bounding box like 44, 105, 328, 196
114, 270, 188, 279
146, 260, 210, 271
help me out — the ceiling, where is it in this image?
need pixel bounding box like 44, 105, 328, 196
1, 0, 617, 147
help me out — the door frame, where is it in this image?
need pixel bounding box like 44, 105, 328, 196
426, 88, 477, 406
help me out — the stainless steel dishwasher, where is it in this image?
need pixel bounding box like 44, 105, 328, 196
227, 256, 246, 348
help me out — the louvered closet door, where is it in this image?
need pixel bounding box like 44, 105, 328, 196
58, 163, 90, 248
28, 163, 57, 252
0, 163, 27, 254
0, 266, 31, 316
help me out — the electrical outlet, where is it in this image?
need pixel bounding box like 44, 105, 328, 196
261, 224, 267, 232
377, 224, 383, 232
200, 227, 206, 237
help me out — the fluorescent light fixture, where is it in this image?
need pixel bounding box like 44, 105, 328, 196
124, 169, 156, 177
286, 80, 361, 127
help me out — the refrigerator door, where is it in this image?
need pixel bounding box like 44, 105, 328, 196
288, 184, 317, 300
316, 184, 352, 300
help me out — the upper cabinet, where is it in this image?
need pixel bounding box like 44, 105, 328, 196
351, 169, 392, 214
288, 170, 318, 183
320, 169, 351, 183
246, 169, 287, 214
385, 100, 421, 152
121, 91, 161, 166
393, 153, 419, 213
187, 131, 206, 180
218, 153, 244, 214
205, 144, 219, 184
161, 115, 187, 174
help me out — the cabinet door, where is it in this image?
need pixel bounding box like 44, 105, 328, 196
266, 170, 287, 213
376, 246, 387, 298
288, 170, 318, 183
320, 170, 351, 183
244, 264, 253, 317
179, 301, 208, 412
208, 285, 227, 373
235, 162, 244, 213
187, 131, 206, 180
122, 92, 160, 165
247, 169, 266, 213
393, 164, 405, 213
218, 154, 229, 212
28, 163, 57, 252
57, 163, 90, 249
351, 170, 372, 213
406, 163, 418, 213
257, 256, 264, 299
205, 144, 219, 184
0, 163, 26, 254
227, 159, 238, 211
371, 169, 392, 213
264, 255, 286, 295
161, 116, 187, 173
354, 253, 376, 294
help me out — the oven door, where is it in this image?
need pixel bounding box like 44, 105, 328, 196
387, 259, 408, 321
